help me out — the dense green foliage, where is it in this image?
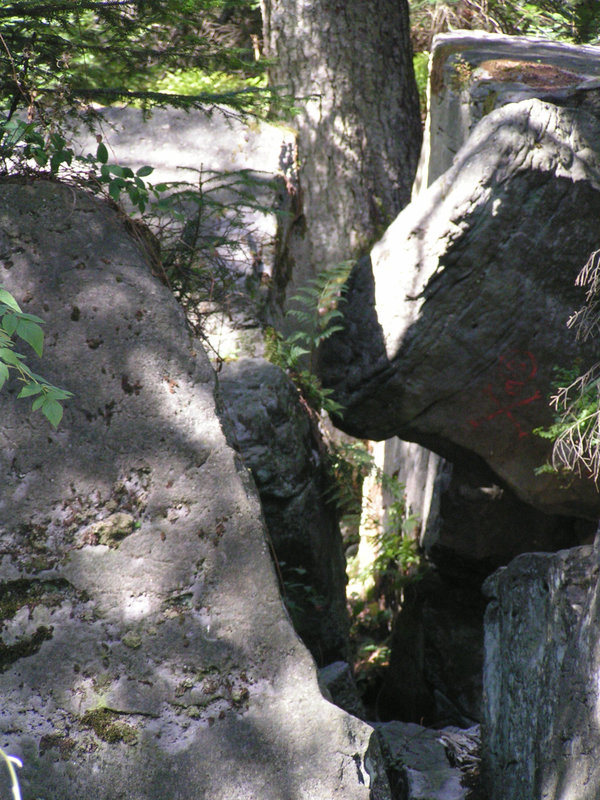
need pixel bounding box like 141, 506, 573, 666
411, 0, 600, 49
0, 0, 267, 121
0, 1, 276, 426
264, 263, 352, 416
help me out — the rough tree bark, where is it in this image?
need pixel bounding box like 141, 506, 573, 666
260, 0, 422, 308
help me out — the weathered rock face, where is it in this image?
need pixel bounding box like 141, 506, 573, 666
70, 105, 295, 361
320, 97, 600, 517
218, 357, 350, 666
318, 661, 367, 720
418, 31, 600, 191
482, 543, 599, 800
375, 721, 481, 800
0, 181, 389, 800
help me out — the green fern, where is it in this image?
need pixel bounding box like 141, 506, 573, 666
264, 261, 352, 415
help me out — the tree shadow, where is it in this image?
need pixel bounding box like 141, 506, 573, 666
0, 180, 381, 800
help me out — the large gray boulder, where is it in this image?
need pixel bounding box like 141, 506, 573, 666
218, 357, 350, 666
320, 97, 600, 517
375, 721, 480, 800
0, 180, 389, 800
482, 542, 599, 800
383, 31, 600, 575
418, 31, 600, 191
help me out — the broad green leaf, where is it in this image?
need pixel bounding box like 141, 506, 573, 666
1, 312, 18, 336
26, 131, 45, 147
0, 347, 23, 365
41, 398, 63, 428
0, 288, 21, 312
50, 152, 64, 174
136, 165, 153, 177
32, 150, 49, 167
31, 394, 45, 411
46, 386, 73, 400
106, 164, 133, 178
49, 133, 66, 149
127, 187, 140, 205
15, 318, 44, 357
109, 181, 123, 202
17, 382, 43, 398
11, 311, 44, 324
0, 362, 8, 389
96, 142, 109, 164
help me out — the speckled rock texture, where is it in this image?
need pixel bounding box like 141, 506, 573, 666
0, 180, 390, 800
320, 97, 600, 517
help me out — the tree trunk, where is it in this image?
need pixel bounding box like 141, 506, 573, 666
261, 0, 422, 308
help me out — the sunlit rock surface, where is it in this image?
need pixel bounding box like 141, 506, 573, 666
321, 97, 600, 517
0, 181, 389, 800
419, 30, 600, 191
375, 721, 480, 800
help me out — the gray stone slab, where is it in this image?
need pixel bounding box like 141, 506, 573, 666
418, 31, 600, 191
0, 180, 388, 800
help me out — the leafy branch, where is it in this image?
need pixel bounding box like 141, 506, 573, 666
0, 287, 72, 427
534, 249, 600, 484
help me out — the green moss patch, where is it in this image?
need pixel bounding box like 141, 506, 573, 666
81, 708, 138, 745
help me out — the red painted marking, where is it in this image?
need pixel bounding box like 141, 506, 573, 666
468, 350, 541, 438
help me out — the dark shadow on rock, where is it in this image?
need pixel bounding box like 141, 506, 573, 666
376, 570, 486, 728
218, 357, 351, 667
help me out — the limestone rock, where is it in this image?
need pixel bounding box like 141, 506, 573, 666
421, 458, 595, 581
69, 105, 295, 360
320, 97, 600, 517
375, 721, 480, 800
381, 32, 600, 574
418, 31, 600, 191
218, 357, 350, 665
482, 543, 598, 800
318, 661, 367, 720
0, 180, 389, 800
